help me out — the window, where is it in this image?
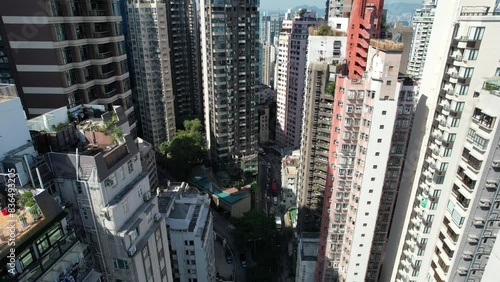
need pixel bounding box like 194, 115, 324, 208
127, 160, 134, 173
375, 152, 380, 156
367, 201, 371, 205
377, 139, 382, 143
495, 67, 500, 77
382, 111, 387, 115
369, 189, 373, 193
123, 201, 129, 213
459, 67, 474, 78
373, 165, 378, 169
464, 49, 478, 60
386, 80, 392, 85
371, 177, 375, 181
379, 125, 384, 129
468, 26, 485, 40
113, 258, 129, 270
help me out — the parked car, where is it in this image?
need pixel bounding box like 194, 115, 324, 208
225, 251, 233, 264
240, 254, 247, 268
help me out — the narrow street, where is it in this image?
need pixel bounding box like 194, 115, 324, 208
212, 211, 247, 282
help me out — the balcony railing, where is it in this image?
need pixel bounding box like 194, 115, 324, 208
96, 51, 112, 59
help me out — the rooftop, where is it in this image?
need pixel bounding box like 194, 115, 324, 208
308, 24, 346, 36
286, 166, 298, 175
370, 39, 404, 52
0, 190, 65, 260
158, 182, 211, 233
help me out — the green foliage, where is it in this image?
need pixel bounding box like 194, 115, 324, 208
247, 265, 274, 281
93, 111, 123, 144
250, 181, 258, 193
18, 191, 34, 207
232, 209, 277, 246
316, 23, 334, 36
232, 210, 280, 271
24, 200, 36, 208
159, 119, 206, 179
110, 125, 123, 144
326, 81, 335, 95
52, 122, 70, 131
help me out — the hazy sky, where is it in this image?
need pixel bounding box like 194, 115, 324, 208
260, 0, 325, 11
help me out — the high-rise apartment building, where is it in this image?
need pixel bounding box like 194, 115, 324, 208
261, 43, 276, 87
406, 0, 437, 77
297, 38, 418, 281
126, 0, 201, 146
297, 22, 347, 232
382, 1, 500, 281
29, 105, 173, 282
387, 22, 414, 73
326, 0, 354, 19
199, 0, 260, 171
346, 0, 384, 79
260, 13, 283, 88
0, 0, 137, 137
158, 182, 216, 282
125, 0, 176, 147
260, 13, 283, 46
275, 10, 318, 149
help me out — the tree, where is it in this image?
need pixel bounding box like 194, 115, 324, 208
232, 210, 281, 269
316, 23, 334, 36
159, 119, 206, 179
232, 210, 276, 245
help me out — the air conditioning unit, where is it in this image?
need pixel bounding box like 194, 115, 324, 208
154, 213, 162, 222
334, 140, 339, 145
143, 191, 152, 201
128, 244, 137, 256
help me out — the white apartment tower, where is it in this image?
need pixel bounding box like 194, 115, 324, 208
158, 182, 216, 282
36, 105, 173, 282
406, 0, 437, 77
275, 9, 318, 149
126, 0, 176, 147
384, 1, 500, 281
199, 0, 260, 170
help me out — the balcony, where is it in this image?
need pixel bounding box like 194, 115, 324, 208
96, 51, 112, 59
485, 179, 498, 189
93, 31, 109, 38
99, 70, 115, 79
472, 217, 485, 226
490, 159, 500, 169
483, 79, 500, 97
472, 108, 495, 131
479, 199, 491, 208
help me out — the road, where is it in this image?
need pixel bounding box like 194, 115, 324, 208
212, 211, 247, 282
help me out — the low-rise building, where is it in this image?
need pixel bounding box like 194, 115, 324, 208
158, 182, 216, 282
281, 150, 300, 211
296, 233, 319, 282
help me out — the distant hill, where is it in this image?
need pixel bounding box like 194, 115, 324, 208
385, 2, 421, 16
263, 5, 325, 17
